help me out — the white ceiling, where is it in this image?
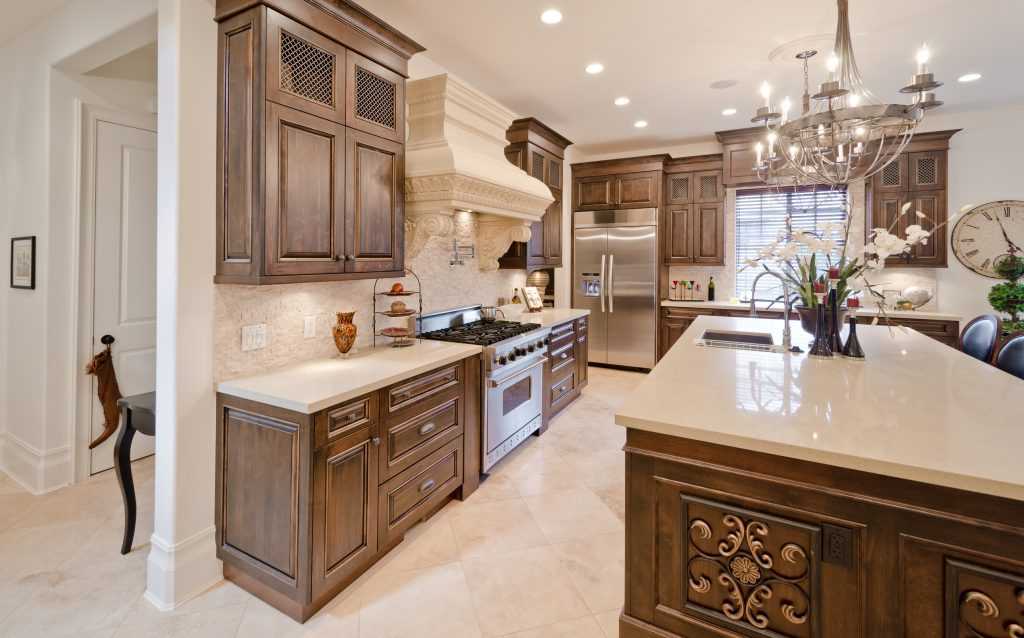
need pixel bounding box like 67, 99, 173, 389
0, 0, 71, 47
357, 0, 1024, 154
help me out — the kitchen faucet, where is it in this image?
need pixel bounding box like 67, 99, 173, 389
749, 271, 799, 353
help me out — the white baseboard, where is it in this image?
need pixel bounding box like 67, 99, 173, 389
145, 525, 223, 611
0, 432, 71, 494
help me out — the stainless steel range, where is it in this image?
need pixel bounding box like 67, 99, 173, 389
418, 305, 550, 471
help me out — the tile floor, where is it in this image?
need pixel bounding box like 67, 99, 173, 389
0, 366, 646, 638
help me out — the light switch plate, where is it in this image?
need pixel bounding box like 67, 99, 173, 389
241, 324, 267, 351
303, 315, 317, 338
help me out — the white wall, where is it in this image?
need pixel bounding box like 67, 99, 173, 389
0, 0, 158, 492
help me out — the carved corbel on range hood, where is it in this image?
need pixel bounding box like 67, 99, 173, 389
404, 73, 554, 270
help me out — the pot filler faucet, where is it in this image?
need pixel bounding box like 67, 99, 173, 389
749, 271, 801, 353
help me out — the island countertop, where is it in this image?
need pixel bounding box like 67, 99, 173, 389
498, 304, 590, 327
660, 298, 961, 322
615, 315, 1024, 501
217, 340, 482, 414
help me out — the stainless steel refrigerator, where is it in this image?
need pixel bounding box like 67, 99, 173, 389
573, 208, 658, 369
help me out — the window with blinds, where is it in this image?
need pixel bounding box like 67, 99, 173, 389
735, 186, 848, 300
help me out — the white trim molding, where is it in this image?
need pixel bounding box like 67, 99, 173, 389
475, 215, 533, 271
0, 432, 72, 495
145, 526, 222, 611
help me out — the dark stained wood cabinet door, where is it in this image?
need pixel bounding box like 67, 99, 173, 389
873, 154, 909, 193
616, 171, 659, 208
542, 192, 562, 266
693, 202, 725, 265
529, 149, 548, 183
722, 143, 758, 186
664, 204, 693, 264
693, 170, 724, 204
547, 158, 562, 190
345, 50, 405, 144
873, 191, 909, 266
907, 190, 947, 266
908, 150, 945, 191
527, 219, 545, 262
345, 129, 404, 273
574, 175, 616, 210
659, 310, 696, 359
265, 102, 347, 276
666, 173, 693, 205
311, 422, 379, 601
265, 9, 347, 124
575, 317, 588, 387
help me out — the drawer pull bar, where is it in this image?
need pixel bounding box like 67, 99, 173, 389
419, 478, 436, 493
418, 422, 437, 436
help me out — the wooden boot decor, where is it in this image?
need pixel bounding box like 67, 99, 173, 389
85, 334, 123, 449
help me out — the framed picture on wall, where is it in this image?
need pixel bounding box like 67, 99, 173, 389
10, 236, 36, 290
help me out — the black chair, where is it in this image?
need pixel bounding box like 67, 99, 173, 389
995, 333, 1024, 380
959, 314, 1001, 363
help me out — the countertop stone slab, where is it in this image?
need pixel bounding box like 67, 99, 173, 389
660, 298, 961, 322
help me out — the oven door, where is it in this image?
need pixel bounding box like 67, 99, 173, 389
484, 358, 545, 471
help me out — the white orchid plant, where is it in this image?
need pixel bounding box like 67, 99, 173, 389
743, 200, 944, 310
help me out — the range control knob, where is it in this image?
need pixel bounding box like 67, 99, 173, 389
527, 344, 536, 353
543, 336, 551, 345
516, 347, 527, 356
507, 352, 517, 362
536, 340, 545, 349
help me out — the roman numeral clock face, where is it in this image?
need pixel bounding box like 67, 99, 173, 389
952, 200, 1024, 278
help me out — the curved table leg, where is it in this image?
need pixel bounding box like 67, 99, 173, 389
113, 412, 137, 555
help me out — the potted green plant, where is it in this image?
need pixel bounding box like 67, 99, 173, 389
988, 255, 1024, 334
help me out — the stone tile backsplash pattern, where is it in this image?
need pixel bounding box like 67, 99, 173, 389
215, 222, 526, 381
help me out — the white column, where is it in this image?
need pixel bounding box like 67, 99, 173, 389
146, 0, 221, 610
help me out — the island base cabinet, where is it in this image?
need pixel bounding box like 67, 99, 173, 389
622, 429, 1024, 638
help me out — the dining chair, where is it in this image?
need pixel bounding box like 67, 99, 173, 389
958, 314, 1001, 363
995, 333, 1024, 380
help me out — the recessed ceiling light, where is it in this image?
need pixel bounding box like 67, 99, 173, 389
958, 72, 982, 83
614, 96, 630, 106
585, 62, 604, 75
721, 108, 737, 116
634, 120, 648, 129
540, 9, 562, 25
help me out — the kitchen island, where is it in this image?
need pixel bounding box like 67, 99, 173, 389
615, 315, 1024, 638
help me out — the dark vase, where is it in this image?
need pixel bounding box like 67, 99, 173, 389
796, 305, 847, 335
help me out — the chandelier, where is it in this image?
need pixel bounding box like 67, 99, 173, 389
751, 0, 943, 187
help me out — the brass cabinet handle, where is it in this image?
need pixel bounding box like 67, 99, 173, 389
419, 478, 436, 493
418, 422, 436, 437
332, 255, 341, 261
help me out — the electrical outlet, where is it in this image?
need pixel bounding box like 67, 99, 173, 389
241, 324, 267, 351
303, 315, 317, 338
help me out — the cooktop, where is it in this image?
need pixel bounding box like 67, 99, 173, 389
419, 320, 542, 346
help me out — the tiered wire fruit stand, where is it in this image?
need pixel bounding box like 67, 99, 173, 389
372, 268, 422, 348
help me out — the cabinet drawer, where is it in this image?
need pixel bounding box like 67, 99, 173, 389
549, 321, 576, 350
550, 371, 576, 407
575, 316, 587, 333
380, 397, 462, 481
549, 341, 576, 377
378, 438, 463, 545
386, 363, 462, 416
315, 393, 376, 448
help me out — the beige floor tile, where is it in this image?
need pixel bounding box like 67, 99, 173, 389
378, 511, 459, 572
552, 531, 625, 613
448, 498, 549, 559
234, 595, 360, 638
594, 610, 621, 638
357, 562, 482, 638
462, 546, 590, 637
497, 615, 606, 638
522, 488, 622, 544
471, 471, 522, 502
590, 483, 626, 523
112, 602, 246, 638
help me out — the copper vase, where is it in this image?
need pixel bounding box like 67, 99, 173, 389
332, 311, 357, 355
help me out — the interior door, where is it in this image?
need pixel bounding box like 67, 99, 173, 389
91, 119, 158, 473
606, 225, 658, 369
573, 228, 608, 363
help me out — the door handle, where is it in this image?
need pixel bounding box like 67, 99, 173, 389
418, 422, 436, 437
608, 254, 615, 313
599, 254, 606, 313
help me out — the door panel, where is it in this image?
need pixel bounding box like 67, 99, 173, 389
616, 172, 658, 208
573, 228, 608, 364
665, 204, 692, 263
575, 175, 615, 210
606, 225, 658, 368
265, 102, 346, 275
91, 119, 158, 473
693, 202, 725, 264
542, 192, 562, 265
345, 129, 403, 273
266, 9, 347, 124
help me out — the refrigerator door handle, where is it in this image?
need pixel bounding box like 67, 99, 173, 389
608, 254, 615, 313
599, 253, 606, 313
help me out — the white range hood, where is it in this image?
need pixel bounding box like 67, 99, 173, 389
404, 73, 554, 270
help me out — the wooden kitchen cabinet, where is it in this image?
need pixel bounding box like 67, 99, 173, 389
541, 317, 589, 430
659, 307, 714, 359
574, 175, 617, 210
499, 118, 572, 270
865, 130, 959, 268
616, 171, 660, 208
216, 354, 480, 621
214, 0, 423, 284
572, 155, 668, 212
663, 156, 726, 266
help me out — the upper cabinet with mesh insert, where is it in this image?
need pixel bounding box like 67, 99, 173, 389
865, 129, 960, 268
214, 0, 423, 284
663, 155, 726, 266
499, 118, 572, 270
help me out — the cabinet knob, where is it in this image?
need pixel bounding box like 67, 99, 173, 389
372, 436, 381, 447
561, 353, 568, 359
418, 422, 437, 437
418, 478, 436, 494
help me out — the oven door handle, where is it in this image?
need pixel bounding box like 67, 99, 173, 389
489, 358, 546, 388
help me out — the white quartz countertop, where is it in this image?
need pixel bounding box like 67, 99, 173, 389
615, 315, 1024, 501
217, 340, 482, 414
660, 299, 961, 322
499, 305, 590, 327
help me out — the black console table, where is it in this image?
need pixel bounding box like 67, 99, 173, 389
115, 392, 155, 554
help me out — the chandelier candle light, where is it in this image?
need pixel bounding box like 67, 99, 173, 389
751, 0, 943, 187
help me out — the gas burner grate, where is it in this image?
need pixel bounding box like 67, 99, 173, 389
420, 320, 542, 346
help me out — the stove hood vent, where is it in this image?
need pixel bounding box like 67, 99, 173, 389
404, 74, 554, 270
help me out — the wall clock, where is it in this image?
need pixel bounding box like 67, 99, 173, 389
951, 200, 1024, 278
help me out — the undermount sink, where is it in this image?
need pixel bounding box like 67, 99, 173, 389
695, 330, 784, 353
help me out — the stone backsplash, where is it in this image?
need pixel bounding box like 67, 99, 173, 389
215, 219, 526, 381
